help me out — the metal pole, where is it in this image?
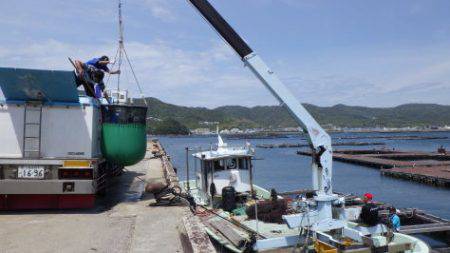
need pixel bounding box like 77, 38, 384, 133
186, 147, 190, 191
194, 147, 199, 188
255, 195, 259, 234
118, 0, 124, 46
249, 158, 255, 197
116, 0, 124, 93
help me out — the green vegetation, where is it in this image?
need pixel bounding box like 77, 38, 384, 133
147, 117, 190, 135
136, 97, 450, 132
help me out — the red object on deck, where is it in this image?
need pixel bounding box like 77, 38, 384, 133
0, 194, 95, 210
364, 192, 373, 200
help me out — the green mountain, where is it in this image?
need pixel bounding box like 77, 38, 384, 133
137, 97, 450, 133
148, 118, 190, 135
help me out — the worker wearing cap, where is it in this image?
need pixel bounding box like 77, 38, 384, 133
74, 55, 120, 77
363, 192, 373, 203
359, 192, 381, 226
85, 55, 120, 75
73, 55, 118, 99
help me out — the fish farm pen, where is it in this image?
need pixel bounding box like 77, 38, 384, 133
297, 149, 450, 187
256, 141, 386, 149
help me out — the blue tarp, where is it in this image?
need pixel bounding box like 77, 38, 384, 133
0, 67, 79, 103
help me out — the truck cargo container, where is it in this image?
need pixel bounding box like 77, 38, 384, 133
0, 67, 122, 210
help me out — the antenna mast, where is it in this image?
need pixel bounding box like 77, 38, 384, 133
111, 0, 148, 105
116, 0, 124, 92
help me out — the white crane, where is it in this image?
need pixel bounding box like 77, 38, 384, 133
186, 0, 344, 249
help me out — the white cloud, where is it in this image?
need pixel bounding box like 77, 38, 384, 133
383, 60, 450, 93
141, 0, 176, 22
1, 1, 450, 108
119, 40, 272, 106
0, 38, 276, 107
2, 37, 450, 108
0, 39, 116, 70
408, 2, 423, 15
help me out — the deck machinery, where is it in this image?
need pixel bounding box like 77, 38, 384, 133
186, 0, 429, 252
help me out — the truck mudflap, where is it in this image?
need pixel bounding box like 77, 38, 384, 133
0, 194, 95, 210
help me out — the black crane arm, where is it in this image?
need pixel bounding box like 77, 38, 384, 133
187, 0, 253, 58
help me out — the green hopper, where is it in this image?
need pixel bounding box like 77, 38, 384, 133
101, 104, 148, 166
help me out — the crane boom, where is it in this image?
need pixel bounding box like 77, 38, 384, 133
187, 0, 333, 195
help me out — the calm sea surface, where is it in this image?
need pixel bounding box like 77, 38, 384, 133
155, 131, 450, 219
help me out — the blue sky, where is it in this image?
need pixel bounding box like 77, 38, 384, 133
1, 0, 450, 108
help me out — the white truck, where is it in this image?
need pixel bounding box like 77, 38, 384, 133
0, 67, 118, 209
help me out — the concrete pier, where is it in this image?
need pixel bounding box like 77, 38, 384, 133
0, 141, 192, 253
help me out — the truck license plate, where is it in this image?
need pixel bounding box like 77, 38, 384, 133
18, 166, 45, 179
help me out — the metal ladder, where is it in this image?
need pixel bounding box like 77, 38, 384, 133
23, 102, 43, 158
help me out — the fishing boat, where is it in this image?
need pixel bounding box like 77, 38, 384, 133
177, 2, 430, 251
180, 135, 429, 253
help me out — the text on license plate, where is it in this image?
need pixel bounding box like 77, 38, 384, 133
18, 166, 45, 179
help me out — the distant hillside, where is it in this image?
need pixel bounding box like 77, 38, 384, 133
136, 97, 450, 131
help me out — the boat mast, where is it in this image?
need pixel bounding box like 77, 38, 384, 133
116, 0, 124, 93
110, 0, 148, 105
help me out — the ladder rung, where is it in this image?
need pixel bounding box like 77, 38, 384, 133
23, 104, 42, 159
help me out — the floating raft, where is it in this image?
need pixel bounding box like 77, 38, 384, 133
381, 166, 450, 187
257, 141, 385, 149
101, 104, 147, 166
297, 149, 450, 187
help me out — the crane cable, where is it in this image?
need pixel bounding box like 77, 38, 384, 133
122, 46, 147, 106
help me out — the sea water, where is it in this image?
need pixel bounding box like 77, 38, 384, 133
156, 131, 450, 220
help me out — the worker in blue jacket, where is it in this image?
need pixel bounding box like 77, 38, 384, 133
74, 55, 120, 78
389, 206, 401, 232
85, 55, 120, 75
73, 55, 119, 99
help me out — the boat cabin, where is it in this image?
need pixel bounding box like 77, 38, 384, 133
190, 135, 254, 204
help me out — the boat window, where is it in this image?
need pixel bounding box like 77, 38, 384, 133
226, 159, 238, 169
238, 158, 249, 170
212, 158, 250, 171
213, 160, 224, 171
203, 160, 212, 171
